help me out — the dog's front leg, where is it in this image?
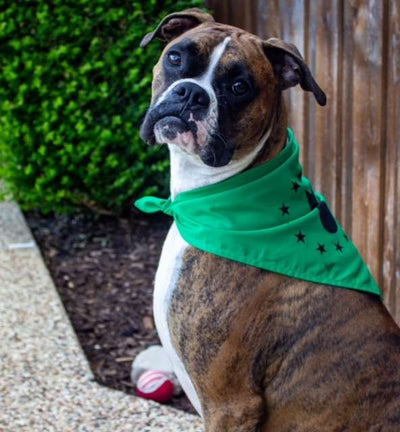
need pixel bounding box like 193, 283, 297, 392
202, 393, 266, 432
197, 347, 267, 431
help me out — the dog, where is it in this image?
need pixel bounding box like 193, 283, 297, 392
137, 9, 400, 431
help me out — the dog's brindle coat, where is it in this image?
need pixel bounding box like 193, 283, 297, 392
140, 9, 400, 432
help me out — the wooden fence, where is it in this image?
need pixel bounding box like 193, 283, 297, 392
206, 0, 400, 324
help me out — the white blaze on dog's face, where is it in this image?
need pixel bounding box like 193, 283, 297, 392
140, 10, 326, 168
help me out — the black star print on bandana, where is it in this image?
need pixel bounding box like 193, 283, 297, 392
280, 203, 290, 215
335, 241, 344, 253
295, 231, 306, 243
343, 233, 349, 242
291, 181, 300, 192
317, 243, 327, 255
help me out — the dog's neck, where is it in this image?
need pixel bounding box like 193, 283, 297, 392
169, 103, 288, 200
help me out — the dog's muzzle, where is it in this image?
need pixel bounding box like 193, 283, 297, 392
140, 81, 234, 167
139, 82, 210, 145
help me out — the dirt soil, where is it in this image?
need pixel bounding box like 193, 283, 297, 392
25, 210, 196, 414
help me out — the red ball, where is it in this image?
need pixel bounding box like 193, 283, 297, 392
136, 370, 174, 403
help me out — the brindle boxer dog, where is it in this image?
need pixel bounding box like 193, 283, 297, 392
139, 8, 400, 432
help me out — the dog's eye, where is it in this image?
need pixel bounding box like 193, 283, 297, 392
167, 51, 181, 66
231, 79, 249, 96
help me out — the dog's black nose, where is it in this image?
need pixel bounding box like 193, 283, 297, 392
172, 82, 210, 110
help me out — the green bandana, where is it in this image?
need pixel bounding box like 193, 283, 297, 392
135, 128, 382, 297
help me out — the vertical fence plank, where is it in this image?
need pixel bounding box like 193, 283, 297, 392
346, 0, 385, 285
383, 0, 400, 321
205, 0, 230, 25
206, 0, 256, 30
339, 0, 355, 234
258, 0, 307, 161
305, 0, 341, 213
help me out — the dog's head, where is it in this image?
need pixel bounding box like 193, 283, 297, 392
140, 8, 326, 167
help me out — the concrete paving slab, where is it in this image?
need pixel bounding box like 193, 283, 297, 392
0, 202, 35, 250
0, 203, 203, 432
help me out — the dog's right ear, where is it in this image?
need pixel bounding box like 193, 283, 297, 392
263, 38, 327, 106
140, 8, 214, 48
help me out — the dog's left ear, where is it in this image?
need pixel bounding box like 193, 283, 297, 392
263, 38, 327, 106
140, 8, 214, 48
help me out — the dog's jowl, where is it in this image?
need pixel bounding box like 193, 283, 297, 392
136, 8, 400, 432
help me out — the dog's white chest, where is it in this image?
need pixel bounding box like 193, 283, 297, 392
153, 222, 202, 414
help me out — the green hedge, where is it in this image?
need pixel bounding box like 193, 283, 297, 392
0, 0, 203, 214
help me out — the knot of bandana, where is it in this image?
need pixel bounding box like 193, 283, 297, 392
135, 196, 173, 216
